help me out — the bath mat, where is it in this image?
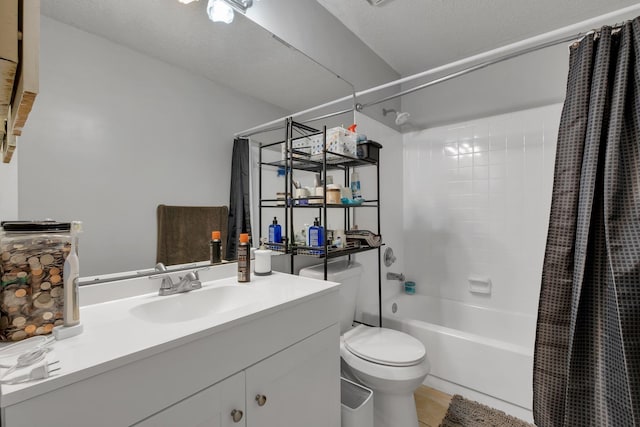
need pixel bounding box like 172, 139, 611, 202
439, 395, 534, 427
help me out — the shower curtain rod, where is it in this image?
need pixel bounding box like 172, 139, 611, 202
235, 4, 640, 138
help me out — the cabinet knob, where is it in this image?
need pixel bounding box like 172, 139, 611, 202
255, 394, 267, 406
231, 409, 243, 422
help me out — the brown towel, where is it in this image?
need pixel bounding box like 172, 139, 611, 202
156, 205, 229, 266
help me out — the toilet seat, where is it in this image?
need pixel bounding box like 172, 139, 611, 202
343, 325, 425, 367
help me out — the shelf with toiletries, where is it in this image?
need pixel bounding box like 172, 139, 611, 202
260, 154, 377, 173
259, 200, 379, 208
258, 118, 383, 287
294, 243, 382, 259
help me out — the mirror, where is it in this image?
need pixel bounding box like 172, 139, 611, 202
5, 1, 353, 279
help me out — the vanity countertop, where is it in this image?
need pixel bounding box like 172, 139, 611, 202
0, 271, 340, 407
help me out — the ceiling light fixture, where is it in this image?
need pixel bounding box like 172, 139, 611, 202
178, 0, 199, 4
206, 0, 253, 23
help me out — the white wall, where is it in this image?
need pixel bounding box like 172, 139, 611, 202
403, 104, 562, 316
353, 112, 404, 323
246, 0, 402, 130
399, 7, 640, 129
16, 17, 286, 276
401, 45, 568, 129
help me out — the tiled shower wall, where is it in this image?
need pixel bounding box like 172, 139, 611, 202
403, 104, 562, 316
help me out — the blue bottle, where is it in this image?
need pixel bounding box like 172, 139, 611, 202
269, 217, 282, 245
308, 217, 325, 252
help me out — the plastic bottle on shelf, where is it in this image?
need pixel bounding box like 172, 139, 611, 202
237, 233, 251, 283
350, 170, 362, 200
308, 217, 325, 249
268, 217, 282, 247
210, 231, 222, 264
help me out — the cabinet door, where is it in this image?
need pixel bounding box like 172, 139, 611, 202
134, 371, 246, 427
245, 324, 340, 427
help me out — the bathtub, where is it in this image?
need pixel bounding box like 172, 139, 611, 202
369, 294, 536, 422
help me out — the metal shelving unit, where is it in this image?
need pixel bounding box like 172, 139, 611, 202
258, 118, 383, 326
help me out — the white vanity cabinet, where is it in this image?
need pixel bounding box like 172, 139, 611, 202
135, 372, 246, 427
135, 325, 339, 427
245, 324, 338, 427
0, 274, 341, 427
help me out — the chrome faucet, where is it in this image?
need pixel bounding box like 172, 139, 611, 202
151, 263, 203, 296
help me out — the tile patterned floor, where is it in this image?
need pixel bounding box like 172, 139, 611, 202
414, 386, 453, 427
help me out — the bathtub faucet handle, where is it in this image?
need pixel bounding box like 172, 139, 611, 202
386, 272, 405, 282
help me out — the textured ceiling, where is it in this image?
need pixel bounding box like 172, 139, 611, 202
41, 0, 640, 118
41, 0, 352, 113
317, 0, 640, 76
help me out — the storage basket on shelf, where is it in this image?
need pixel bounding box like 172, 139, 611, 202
310, 127, 358, 161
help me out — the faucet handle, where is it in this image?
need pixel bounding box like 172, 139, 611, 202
192, 266, 211, 281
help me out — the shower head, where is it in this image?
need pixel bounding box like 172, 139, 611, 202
383, 108, 411, 126
395, 111, 411, 125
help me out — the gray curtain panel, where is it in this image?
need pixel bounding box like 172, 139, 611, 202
226, 138, 251, 260
534, 19, 640, 427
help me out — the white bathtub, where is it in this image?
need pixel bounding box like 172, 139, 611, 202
372, 294, 536, 421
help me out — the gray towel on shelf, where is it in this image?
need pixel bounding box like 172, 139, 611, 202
156, 205, 228, 266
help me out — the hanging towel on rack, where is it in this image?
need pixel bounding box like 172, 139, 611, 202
156, 205, 228, 266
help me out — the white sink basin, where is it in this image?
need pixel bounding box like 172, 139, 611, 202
130, 285, 258, 323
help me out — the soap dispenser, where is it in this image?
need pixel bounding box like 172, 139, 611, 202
254, 238, 272, 276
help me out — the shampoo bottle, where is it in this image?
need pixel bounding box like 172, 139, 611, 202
350, 170, 362, 200
210, 230, 222, 264
308, 217, 325, 248
237, 233, 251, 283
269, 217, 282, 244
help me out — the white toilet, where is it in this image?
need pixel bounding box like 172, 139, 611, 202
299, 260, 429, 427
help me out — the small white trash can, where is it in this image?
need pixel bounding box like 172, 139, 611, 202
341, 377, 374, 427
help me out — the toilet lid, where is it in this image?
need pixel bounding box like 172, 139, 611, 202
344, 327, 425, 367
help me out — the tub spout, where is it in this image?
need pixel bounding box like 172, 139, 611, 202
386, 272, 405, 281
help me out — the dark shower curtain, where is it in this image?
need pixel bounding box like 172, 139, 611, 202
226, 138, 251, 260
534, 19, 640, 427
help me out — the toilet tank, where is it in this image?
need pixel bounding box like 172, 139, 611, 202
299, 260, 362, 334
